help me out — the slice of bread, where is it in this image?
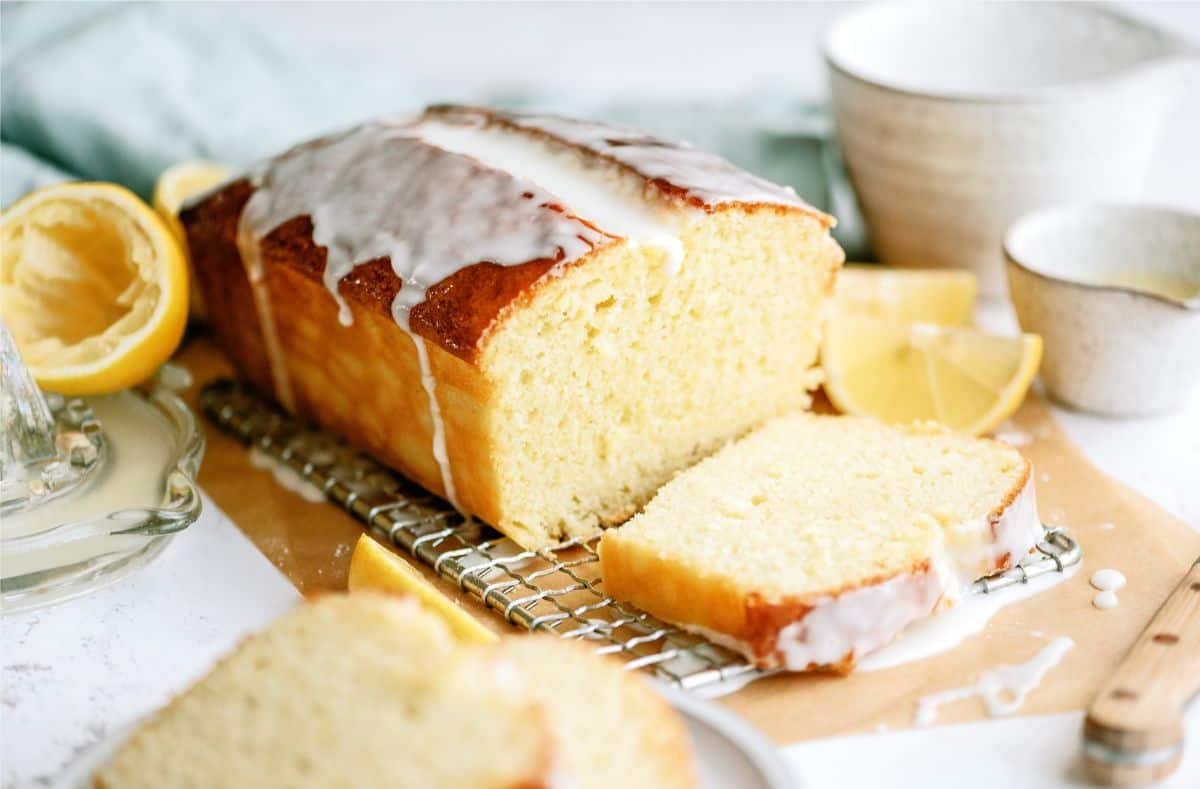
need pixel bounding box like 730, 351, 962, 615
94, 594, 558, 789
95, 594, 695, 788
499, 638, 695, 789
599, 414, 1041, 672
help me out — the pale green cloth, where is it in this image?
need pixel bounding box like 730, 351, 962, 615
1, 2, 409, 199
0, 2, 869, 256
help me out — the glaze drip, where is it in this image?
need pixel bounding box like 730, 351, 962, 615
236, 201, 295, 411
412, 334, 458, 509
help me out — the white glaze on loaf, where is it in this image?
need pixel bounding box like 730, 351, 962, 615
756, 479, 1040, 670
752, 483, 1041, 670
687, 554, 954, 671
773, 554, 954, 669
241, 121, 613, 329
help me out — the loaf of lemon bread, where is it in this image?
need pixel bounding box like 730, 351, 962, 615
599, 414, 1041, 671
182, 105, 842, 549
95, 594, 695, 788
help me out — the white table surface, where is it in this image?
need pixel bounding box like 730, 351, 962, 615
4, 5, 1199, 785
3, 376, 1198, 788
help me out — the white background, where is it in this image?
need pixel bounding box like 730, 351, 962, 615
3, 3, 1200, 788
226, 1, 1200, 213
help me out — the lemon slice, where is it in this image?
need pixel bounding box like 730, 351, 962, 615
152, 160, 232, 244
835, 264, 978, 326
348, 534, 498, 644
822, 316, 1042, 435
0, 182, 188, 395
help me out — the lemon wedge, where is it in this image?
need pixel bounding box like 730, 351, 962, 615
151, 160, 231, 244
348, 534, 498, 644
822, 316, 1042, 435
0, 182, 188, 395
835, 264, 978, 326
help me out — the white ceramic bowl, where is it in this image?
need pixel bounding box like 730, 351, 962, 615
1005, 204, 1200, 416
824, 1, 1196, 294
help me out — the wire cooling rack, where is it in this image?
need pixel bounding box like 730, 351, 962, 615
201, 378, 1081, 691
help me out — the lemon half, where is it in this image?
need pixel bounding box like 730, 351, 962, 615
348, 534, 498, 644
0, 183, 188, 395
823, 316, 1042, 435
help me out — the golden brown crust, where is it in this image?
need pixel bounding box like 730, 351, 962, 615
182, 186, 499, 513
515, 707, 567, 789
414, 258, 558, 360
272, 260, 500, 515
500, 636, 698, 789
989, 456, 1032, 526
987, 457, 1034, 572
182, 179, 275, 395
181, 182, 568, 366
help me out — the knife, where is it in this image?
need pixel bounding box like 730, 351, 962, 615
1083, 557, 1200, 784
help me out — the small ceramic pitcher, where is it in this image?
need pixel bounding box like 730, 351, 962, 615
825, 1, 1199, 294
1005, 204, 1200, 417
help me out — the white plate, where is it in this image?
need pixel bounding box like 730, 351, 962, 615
57, 689, 795, 788
660, 685, 798, 789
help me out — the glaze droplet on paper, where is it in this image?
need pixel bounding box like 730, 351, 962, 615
993, 421, 1032, 447
914, 637, 1075, 726
1090, 568, 1126, 610
1090, 568, 1126, 592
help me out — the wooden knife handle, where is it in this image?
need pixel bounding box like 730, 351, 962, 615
1083, 557, 1200, 785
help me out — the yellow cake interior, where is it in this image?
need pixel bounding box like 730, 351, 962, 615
482, 206, 840, 547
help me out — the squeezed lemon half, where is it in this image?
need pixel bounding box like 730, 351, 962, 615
348, 534, 498, 644
834, 263, 978, 325
0, 182, 188, 395
822, 316, 1042, 436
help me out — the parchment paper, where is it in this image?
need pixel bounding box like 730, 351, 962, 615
176, 335, 1200, 743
